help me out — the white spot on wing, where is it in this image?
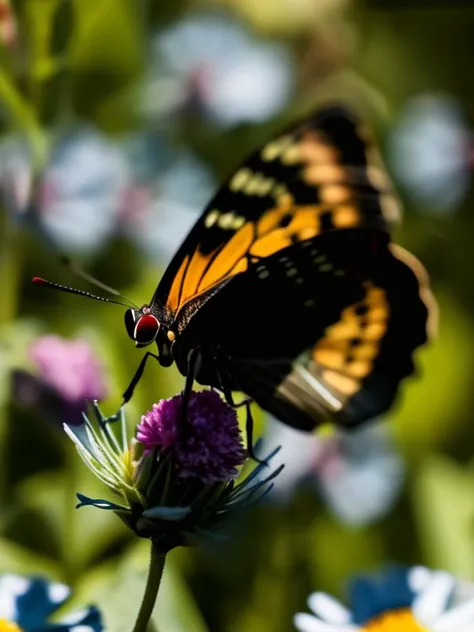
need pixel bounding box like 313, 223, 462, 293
295, 365, 343, 411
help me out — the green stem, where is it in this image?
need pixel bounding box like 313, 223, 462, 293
0, 69, 47, 169
132, 543, 166, 632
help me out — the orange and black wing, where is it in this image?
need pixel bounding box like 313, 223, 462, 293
240, 245, 436, 430
175, 228, 435, 430
153, 104, 399, 320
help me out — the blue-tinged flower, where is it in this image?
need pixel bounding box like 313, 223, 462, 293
0, 126, 128, 255
294, 566, 474, 632
37, 126, 128, 254
261, 418, 403, 526
13, 334, 108, 426
0, 574, 102, 631
389, 94, 471, 213
313, 424, 404, 527
65, 392, 281, 553
119, 133, 215, 263
143, 12, 295, 127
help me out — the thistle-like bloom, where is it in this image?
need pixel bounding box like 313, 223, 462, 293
0, 573, 102, 631
294, 566, 474, 632
137, 391, 247, 483
65, 391, 281, 553
14, 334, 108, 426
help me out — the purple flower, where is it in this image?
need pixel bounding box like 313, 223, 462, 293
137, 390, 247, 483
30, 335, 107, 404
67, 399, 280, 550
13, 334, 109, 426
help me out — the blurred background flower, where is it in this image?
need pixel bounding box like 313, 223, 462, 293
0, 126, 128, 256
119, 132, 216, 263
0, 574, 102, 631
294, 566, 474, 632
142, 12, 295, 127
389, 94, 472, 214
13, 334, 108, 426
0, 0, 17, 49
262, 418, 404, 527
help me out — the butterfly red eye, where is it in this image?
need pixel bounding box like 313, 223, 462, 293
134, 314, 160, 346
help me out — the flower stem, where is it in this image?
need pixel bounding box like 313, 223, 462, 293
132, 544, 166, 632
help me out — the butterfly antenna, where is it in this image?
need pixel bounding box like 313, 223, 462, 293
59, 257, 139, 310
32, 277, 132, 308
60, 256, 121, 296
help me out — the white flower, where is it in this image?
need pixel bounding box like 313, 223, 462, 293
389, 94, 471, 213
294, 567, 474, 632
259, 418, 318, 500
261, 418, 404, 526
314, 423, 404, 526
143, 12, 295, 127
0, 126, 129, 256
0, 573, 103, 630
38, 126, 129, 254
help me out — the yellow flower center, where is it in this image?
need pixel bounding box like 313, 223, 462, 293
362, 609, 427, 632
0, 620, 23, 632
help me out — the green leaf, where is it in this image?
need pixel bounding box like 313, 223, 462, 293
413, 455, 474, 580
0, 69, 47, 166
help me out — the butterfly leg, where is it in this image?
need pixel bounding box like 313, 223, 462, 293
122, 351, 159, 404
215, 362, 263, 461
244, 402, 267, 465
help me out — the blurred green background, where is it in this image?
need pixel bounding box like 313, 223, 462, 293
0, 0, 473, 630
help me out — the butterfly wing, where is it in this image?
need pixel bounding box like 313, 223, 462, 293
153, 105, 399, 320
238, 244, 435, 430
174, 231, 435, 430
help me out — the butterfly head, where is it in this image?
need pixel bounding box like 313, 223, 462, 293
124, 306, 160, 348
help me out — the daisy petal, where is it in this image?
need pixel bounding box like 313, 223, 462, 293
294, 613, 357, 632
307, 593, 352, 624
434, 599, 474, 632
409, 566, 433, 593
413, 571, 455, 622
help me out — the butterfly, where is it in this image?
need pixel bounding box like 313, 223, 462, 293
35, 105, 436, 432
